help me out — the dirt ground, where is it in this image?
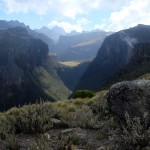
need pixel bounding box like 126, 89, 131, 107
0, 128, 109, 150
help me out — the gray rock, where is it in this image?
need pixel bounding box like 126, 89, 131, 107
51, 118, 61, 128
107, 80, 150, 122
60, 128, 77, 135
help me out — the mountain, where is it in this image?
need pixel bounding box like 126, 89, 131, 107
35, 26, 67, 43
76, 24, 150, 90
55, 30, 112, 62
0, 27, 69, 111
0, 20, 27, 29
0, 20, 55, 51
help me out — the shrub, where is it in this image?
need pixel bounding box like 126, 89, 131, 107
29, 134, 52, 150
1, 102, 58, 134
90, 98, 109, 118
67, 107, 99, 129
6, 135, 20, 150
57, 132, 81, 150
73, 90, 95, 99
0, 114, 14, 140
109, 113, 150, 149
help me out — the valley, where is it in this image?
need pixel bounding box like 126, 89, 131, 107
0, 19, 150, 149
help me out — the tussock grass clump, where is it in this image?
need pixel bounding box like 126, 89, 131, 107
0, 102, 58, 135
67, 107, 99, 129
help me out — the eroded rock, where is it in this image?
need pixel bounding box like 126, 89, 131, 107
107, 80, 150, 122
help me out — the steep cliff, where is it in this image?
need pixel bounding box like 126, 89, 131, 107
76, 25, 150, 90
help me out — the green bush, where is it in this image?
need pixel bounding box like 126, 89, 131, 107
73, 90, 95, 99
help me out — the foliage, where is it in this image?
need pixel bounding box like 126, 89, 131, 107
109, 113, 150, 150
57, 132, 81, 150
73, 90, 95, 99
6, 135, 20, 150
0, 102, 58, 135
29, 134, 52, 150
67, 107, 99, 129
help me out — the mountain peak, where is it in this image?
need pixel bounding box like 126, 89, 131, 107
51, 26, 66, 34
36, 26, 67, 43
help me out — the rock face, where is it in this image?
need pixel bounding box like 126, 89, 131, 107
76, 24, 150, 90
107, 80, 150, 121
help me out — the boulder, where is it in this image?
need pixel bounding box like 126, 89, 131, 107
107, 80, 150, 122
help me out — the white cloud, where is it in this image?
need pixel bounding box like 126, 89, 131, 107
105, 0, 150, 31
94, 23, 105, 30
3, 0, 51, 15
2, 0, 130, 18
48, 20, 83, 32
2, 0, 102, 17
48, 17, 90, 32
76, 18, 89, 25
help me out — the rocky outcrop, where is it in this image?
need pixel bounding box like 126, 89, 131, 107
107, 80, 150, 122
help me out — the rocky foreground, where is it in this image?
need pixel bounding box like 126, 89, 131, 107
1, 79, 150, 150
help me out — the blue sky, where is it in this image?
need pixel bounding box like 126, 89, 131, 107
0, 0, 150, 32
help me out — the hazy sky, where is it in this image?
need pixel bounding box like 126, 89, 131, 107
0, 0, 150, 32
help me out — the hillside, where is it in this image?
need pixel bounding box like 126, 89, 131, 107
76, 24, 150, 90
0, 27, 69, 111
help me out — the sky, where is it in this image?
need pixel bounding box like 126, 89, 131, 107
0, 0, 150, 32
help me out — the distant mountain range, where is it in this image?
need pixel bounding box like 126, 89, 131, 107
35, 26, 67, 43
55, 30, 112, 62
35, 25, 112, 62
76, 24, 150, 90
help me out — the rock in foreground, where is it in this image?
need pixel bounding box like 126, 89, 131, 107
107, 80, 150, 122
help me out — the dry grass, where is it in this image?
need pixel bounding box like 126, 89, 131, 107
52, 90, 108, 119
137, 73, 150, 80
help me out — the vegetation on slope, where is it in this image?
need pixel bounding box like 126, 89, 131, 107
0, 27, 70, 111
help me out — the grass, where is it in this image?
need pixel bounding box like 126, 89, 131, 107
59, 61, 81, 67
1, 86, 150, 149
52, 90, 108, 119
138, 73, 150, 80
0, 90, 109, 150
